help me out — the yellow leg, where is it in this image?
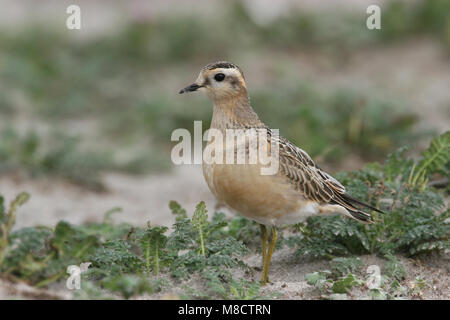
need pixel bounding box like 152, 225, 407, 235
260, 224, 268, 270
261, 226, 277, 285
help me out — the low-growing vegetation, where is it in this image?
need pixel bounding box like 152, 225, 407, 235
0, 128, 169, 190
0, 132, 447, 299
0, 195, 266, 299
287, 132, 449, 259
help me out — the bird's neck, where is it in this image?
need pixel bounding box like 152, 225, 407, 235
210, 90, 263, 130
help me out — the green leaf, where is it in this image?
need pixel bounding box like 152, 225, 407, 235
410, 131, 450, 187
51, 221, 100, 259
90, 239, 142, 275
332, 273, 358, 294
102, 274, 156, 299
139, 224, 168, 275
169, 200, 188, 222
370, 288, 387, 300
384, 146, 413, 181
383, 254, 406, 281
0, 196, 4, 224
331, 257, 362, 277
192, 201, 208, 256
13, 192, 31, 207
305, 271, 328, 286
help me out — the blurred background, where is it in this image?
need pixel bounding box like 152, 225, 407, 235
0, 0, 449, 228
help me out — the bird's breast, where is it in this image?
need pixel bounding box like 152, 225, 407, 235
202, 159, 313, 225
201, 122, 325, 225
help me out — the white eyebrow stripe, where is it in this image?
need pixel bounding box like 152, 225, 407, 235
215, 68, 241, 78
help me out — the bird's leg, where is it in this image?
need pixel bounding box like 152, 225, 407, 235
260, 224, 268, 271
261, 226, 277, 285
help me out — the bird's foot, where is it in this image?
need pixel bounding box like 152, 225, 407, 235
260, 276, 272, 286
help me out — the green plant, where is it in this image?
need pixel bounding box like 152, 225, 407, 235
0, 196, 258, 299
166, 202, 249, 281
0, 133, 447, 299
408, 131, 450, 189
192, 202, 208, 256
305, 267, 363, 297
181, 267, 278, 300
202, 269, 264, 300
168, 200, 188, 222
0, 128, 134, 190
289, 132, 449, 258
0, 192, 31, 268
305, 256, 411, 300
331, 257, 362, 277
408, 276, 428, 298
101, 274, 158, 300
383, 254, 406, 281
331, 273, 361, 294
304, 271, 333, 294
139, 224, 168, 275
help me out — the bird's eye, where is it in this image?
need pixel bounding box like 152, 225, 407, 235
214, 73, 225, 82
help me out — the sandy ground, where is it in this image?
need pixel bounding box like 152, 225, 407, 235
1, 248, 448, 300
255, 250, 450, 300
2, 161, 448, 300
0, 165, 218, 230
0, 0, 448, 300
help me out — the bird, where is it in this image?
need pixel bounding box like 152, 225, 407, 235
179, 61, 383, 285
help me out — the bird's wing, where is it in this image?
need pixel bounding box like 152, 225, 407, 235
274, 134, 381, 222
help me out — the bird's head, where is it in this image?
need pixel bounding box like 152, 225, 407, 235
179, 61, 247, 102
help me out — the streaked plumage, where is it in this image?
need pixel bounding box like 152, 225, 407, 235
180, 61, 383, 284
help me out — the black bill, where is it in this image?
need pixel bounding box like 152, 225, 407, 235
179, 83, 202, 94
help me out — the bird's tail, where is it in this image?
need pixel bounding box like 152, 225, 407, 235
335, 193, 385, 224
347, 209, 374, 223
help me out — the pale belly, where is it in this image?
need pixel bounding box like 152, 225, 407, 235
202, 162, 326, 225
